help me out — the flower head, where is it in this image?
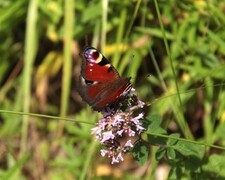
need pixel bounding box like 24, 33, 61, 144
91, 92, 146, 164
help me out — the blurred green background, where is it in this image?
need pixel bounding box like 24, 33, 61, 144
0, 0, 225, 179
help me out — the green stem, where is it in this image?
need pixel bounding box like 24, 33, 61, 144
20, 0, 38, 156
0, 109, 94, 125
153, 0, 193, 139
56, 0, 74, 137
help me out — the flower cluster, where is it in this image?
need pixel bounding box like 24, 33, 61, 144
91, 94, 145, 164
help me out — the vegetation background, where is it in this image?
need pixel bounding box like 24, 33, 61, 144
0, 0, 225, 179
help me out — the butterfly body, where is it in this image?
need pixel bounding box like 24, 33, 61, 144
78, 47, 132, 111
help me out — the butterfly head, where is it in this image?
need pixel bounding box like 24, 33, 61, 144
82, 47, 103, 64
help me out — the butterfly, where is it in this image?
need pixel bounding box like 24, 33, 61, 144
77, 47, 132, 111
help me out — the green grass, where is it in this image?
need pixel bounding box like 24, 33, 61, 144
1, 0, 225, 179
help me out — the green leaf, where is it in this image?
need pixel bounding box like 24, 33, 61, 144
135, 27, 174, 40
202, 154, 225, 177
215, 121, 225, 140
3, 153, 30, 179
145, 114, 163, 127
156, 147, 166, 161
167, 133, 180, 146
167, 147, 176, 160
147, 135, 167, 146
173, 141, 205, 159
81, 2, 102, 23
144, 115, 167, 145
207, 29, 225, 53
168, 167, 182, 180
145, 115, 167, 134
184, 156, 202, 172
132, 141, 149, 166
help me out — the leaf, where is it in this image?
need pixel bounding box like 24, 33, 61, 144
135, 27, 174, 40
167, 147, 176, 160
156, 147, 166, 161
207, 29, 225, 53
3, 153, 30, 179
167, 133, 180, 146
145, 115, 167, 134
168, 167, 182, 180
173, 141, 205, 159
184, 155, 203, 172
81, 2, 102, 23
145, 114, 163, 127
215, 121, 225, 140
202, 154, 225, 177
132, 141, 149, 166
144, 115, 167, 145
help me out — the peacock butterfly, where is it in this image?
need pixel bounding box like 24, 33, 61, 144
77, 47, 132, 111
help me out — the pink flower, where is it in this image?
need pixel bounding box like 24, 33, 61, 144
91, 93, 146, 164
100, 131, 114, 143
116, 152, 124, 162
124, 140, 133, 148
112, 114, 124, 126
117, 129, 124, 136
100, 149, 109, 157
128, 128, 135, 136
136, 124, 145, 133
111, 156, 119, 164
102, 107, 115, 117
131, 113, 144, 124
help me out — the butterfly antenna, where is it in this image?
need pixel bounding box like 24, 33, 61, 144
84, 36, 89, 47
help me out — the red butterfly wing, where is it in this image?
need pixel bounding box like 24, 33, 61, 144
77, 47, 132, 111
80, 47, 119, 81
92, 78, 132, 110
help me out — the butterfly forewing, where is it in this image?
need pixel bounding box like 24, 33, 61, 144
80, 47, 119, 82
77, 47, 132, 111
81, 59, 119, 82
